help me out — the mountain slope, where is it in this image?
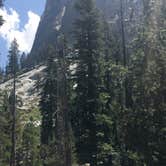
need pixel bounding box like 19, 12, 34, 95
29, 0, 142, 65
0, 62, 76, 110
0, 66, 45, 110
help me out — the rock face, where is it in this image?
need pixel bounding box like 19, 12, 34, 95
0, 66, 46, 110
29, 0, 72, 64
0, 63, 76, 110
30, 0, 142, 64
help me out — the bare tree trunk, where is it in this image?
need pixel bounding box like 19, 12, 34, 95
56, 36, 72, 166
10, 52, 16, 166
119, 1, 129, 165
120, 0, 127, 109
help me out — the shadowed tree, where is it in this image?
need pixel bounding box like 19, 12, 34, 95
7, 39, 19, 166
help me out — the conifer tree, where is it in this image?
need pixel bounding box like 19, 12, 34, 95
40, 46, 58, 165
40, 39, 72, 166
72, 0, 104, 165
6, 39, 19, 77
101, 19, 128, 165
20, 52, 27, 70
7, 39, 20, 166
56, 35, 72, 166
0, 67, 5, 83
40, 47, 57, 145
119, 1, 166, 165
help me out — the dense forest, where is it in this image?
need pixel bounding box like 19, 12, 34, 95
0, 0, 166, 166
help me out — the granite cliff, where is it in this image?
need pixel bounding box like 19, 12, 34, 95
30, 0, 142, 64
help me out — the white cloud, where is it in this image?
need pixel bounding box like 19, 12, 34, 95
0, 8, 40, 53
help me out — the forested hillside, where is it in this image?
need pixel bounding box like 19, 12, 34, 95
0, 0, 165, 166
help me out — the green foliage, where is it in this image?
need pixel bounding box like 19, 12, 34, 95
0, 90, 42, 166
118, 5, 166, 164
40, 143, 62, 166
0, 1, 166, 166
72, 0, 105, 165
6, 39, 20, 77
17, 117, 41, 166
0, 91, 11, 166
40, 46, 57, 146
40, 42, 73, 166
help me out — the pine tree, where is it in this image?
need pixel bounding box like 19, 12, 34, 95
40, 46, 58, 165
6, 39, 19, 77
20, 52, 27, 70
0, 67, 5, 83
40, 46, 57, 145
101, 19, 128, 166
119, 1, 166, 165
40, 39, 72, 166
72, 0, 104, 165
7, 39, 20, 166
56, 35, 72, 166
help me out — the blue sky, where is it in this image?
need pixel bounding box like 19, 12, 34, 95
0, 0, 46, 68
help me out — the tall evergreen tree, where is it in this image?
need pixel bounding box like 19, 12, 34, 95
20, 52, 27, 70
6, 39, 20, 166
0, 67, 5, 83
72, 0, 104, 165
56, 35, 72, 166
6, 39, 19, 77
119, 1, 166, 165
40, 39, 72, 166
40, 46, 58, 165
101, 19, 128, 166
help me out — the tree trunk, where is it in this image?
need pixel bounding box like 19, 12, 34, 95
56, 39, 72, 166
10, 50, 16, 166
120, 0, 127, 110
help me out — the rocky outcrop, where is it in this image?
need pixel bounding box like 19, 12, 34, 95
30, 0, 142, 65
0, 62, 76, 110
30, 0, 70, 61
0, 66, 46, 110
